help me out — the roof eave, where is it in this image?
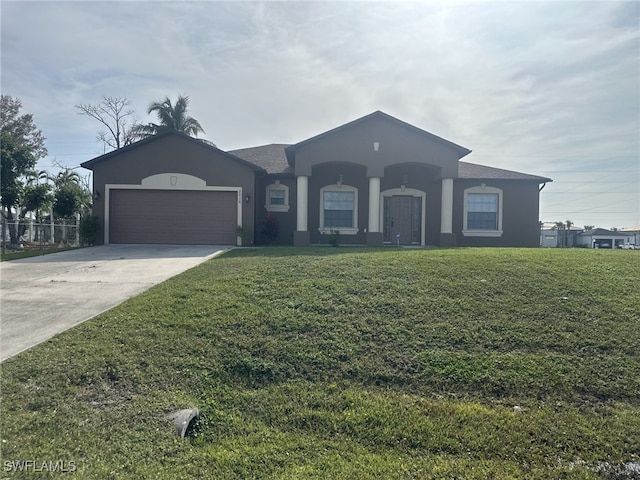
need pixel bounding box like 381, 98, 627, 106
80, 130, 266, 173
461, 178, 552, 183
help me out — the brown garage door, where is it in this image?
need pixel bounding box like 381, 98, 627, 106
109, 189, 237, 245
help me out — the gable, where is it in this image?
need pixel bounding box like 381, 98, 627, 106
85, 130, 261, 247
284, 111, 471, 177
81, 130, 264, 173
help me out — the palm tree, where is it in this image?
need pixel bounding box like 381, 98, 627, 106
565, 220, 573, 247
51, 169, 91, 218
23, 169, 53, 222
132, 95, 204, 140
51, 169, 81, 188
554, 221, 565, 248
25, 169, 49, 186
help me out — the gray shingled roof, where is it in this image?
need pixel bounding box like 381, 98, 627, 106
228, 144, 291, 175
81, 130, 265, 172
229, 144, 551, 183
459, 162, 551, 182
580, 228, 631, 236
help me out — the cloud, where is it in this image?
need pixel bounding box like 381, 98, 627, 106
1, 0, 638, 227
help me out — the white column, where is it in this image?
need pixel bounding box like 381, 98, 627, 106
368, 177, 381, 233
296, 175, 308, 232
440, 177, 454, 234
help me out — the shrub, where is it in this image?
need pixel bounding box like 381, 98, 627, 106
79, 215, 100, 246
328, 229, 341, 247
236, 226, 251, 246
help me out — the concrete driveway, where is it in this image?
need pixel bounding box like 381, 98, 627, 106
0, 244, 228, 362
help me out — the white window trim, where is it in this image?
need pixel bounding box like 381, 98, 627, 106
318, 184, 359, 235
462, 185, 503, 237
265, 181, 290, 212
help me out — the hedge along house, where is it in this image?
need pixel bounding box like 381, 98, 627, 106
82, 111, 551, 247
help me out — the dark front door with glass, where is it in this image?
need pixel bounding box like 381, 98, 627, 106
383, 196, 422, 244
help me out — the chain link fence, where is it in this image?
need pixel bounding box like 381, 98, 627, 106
1, 215, 80, 250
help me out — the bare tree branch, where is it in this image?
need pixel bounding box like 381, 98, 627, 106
75, 96, 140, 151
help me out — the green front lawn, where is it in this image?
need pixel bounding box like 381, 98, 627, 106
1, 246, 81, 261
1, 248, 638, 478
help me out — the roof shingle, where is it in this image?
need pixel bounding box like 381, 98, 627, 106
459, 162, 551, 182
228, 144, 291, 175
580, 228, 631, 236
229, 144, 552, 183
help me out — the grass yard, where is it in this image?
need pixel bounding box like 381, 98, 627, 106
0, 246, 81, 262
1, 247, 639, 479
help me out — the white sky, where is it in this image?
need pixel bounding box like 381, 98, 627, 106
2, 0, 639, 229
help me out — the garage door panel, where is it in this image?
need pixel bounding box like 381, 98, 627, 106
110, 189, 237, 244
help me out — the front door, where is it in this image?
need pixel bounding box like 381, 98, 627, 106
383, 196, 422, 244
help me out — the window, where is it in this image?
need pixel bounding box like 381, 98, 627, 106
265, 182, 289, 212
269, 189, 286, 205
319, 185, 358, 234
462, 186, 503, 237
467, 193, 498, 229
324, 191, 354, 227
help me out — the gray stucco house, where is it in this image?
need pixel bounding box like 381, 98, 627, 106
81, 111, 552, 247
577, 228, 632, 249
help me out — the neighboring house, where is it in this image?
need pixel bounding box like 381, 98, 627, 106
81, 111, 552, 247
577, 228, 631, 249
620, 225, 640, 247
540, 223, 583, 248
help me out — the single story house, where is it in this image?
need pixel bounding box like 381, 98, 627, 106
540, 222, 583, 248
81, 111, 552, 247
577, 228, 632, 249
620, 225, 640, 246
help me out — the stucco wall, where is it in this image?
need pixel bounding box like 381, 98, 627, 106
252, 172, 544, 247
453, 180, 542, 247
90, 134, 257, 245
293, 115, 462, 178
307, 163, 369, 245
380, 165, 443, 245
255, 175, 297, 245
256, 163, 447, 246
